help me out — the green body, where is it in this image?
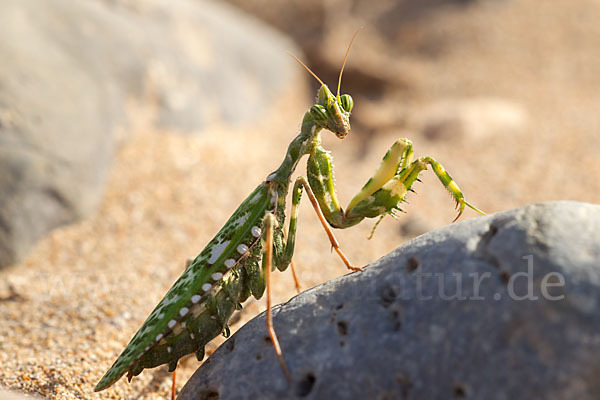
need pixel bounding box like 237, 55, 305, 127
95, 82, 483, 392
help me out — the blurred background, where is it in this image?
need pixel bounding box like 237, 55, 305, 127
0, 0, 598, 398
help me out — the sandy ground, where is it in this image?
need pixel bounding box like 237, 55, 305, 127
2, 0, 600, 399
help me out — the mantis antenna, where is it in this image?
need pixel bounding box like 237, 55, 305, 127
288, 27, 362, 93
287, 52, 325, 87
337, 27, 363, 97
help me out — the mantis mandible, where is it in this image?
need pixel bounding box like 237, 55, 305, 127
94, 31, 484, 396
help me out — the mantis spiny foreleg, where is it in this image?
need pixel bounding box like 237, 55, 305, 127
347, 153, 485, 223
345, 138, 414, 213
308, 137, 485, 233
278, 176, 359, 272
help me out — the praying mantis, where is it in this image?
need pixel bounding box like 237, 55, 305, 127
94, 31, 484, 397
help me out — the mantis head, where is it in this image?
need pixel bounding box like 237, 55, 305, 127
290, 28, 360, 139
310, 85, 353, 138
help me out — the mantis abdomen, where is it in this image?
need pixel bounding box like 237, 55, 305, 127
95, 182, 285, 389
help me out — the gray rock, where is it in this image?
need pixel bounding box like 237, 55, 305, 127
0, 0, 117, 268
178, 201, 600, 400
98, 0, 300, 131
0, 0, 300, 267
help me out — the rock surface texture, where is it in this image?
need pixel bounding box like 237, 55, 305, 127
0, 0, 298, 268
178, 201, 600, 400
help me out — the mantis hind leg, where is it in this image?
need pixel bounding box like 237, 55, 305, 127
263, 212, 292, 381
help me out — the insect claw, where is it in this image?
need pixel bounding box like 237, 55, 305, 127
346, 264, 364, 272
452, 202, 466, 222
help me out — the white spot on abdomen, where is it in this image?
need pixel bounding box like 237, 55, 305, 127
247, 190, 264, 204
232, 214, 249, 227
237, 244, 248, 254
208, 240, 230, 264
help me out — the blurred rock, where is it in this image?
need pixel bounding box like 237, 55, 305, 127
419, 98, 527, 140
0, 0, 300, 268
100, 0, 301, 131
178, 201, 600, 400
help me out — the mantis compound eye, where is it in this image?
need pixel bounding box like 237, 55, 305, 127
310, 104, 328, 125
340, 94, 354, 113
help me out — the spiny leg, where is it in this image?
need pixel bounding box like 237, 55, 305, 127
346, 154, 486, 224
283, 176, 359, 272
263, 213, 292, 381
308, 137, 483, 236
346, 138, 414, 214
421, 157, 485, 221
307, 137, 413, 230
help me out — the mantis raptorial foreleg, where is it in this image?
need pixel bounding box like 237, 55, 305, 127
277, 176, 358, 272
308, 138, 485, 233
